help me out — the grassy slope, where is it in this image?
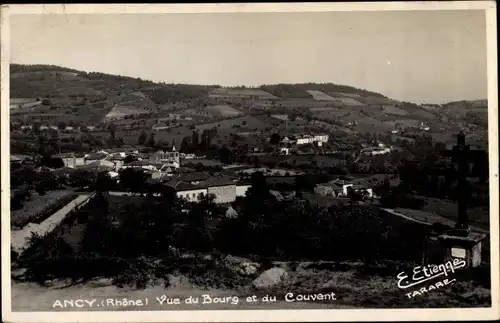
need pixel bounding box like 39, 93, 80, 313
9, 64, 488, 142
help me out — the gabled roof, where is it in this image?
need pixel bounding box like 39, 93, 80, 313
50, 166, 75, 174
76, 163, 114, 172
165, 180, 202, 192
174, 171, 212, 182
174, 167, 196, 173
126, 160, 156, 167
54, 153, 75, 159
198, 176, 235, 188
85, 152, 108, 160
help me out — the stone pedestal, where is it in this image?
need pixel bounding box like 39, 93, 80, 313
438, 230, 487, 268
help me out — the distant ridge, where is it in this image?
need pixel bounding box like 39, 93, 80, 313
9, 64, 390, 100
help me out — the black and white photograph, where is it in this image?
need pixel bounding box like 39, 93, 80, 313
1, 3, 498, 322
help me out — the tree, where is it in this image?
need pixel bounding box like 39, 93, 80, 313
70, 169, 95, 189
192, 130, 199, 148
94, 172, 115, 191
124, 155, 138, 164
247, 172, 271, 200
347, 186, 362, 204
138, 130, 147, 145
218, 147, 233, 164
108, 123, 117, 140
119, 168, 148, 194
57, 122, 67, 130
180, 136, 191, 153
147, 132, 156, 148
382, 176, 391, 194
41, 156, 64, 169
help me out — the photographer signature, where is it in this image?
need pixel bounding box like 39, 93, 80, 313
397, 258, 466, 289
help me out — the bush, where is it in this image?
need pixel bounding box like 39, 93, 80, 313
380, 193, 426, 209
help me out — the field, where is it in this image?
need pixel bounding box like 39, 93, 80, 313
208, 88, 279, 100
11, 190, 77, 229
10, 98, 42, 109
104, 105, 149, 120
324, 94, 366, 106
382, 105, 408, 116
277, 98, 332, 110
354, 96, 400, 105
335, 92, 362, 98
421, 197, 490, 230
194, 115, 270, 132
205, 104, 243, 117
306, 90, 336, 101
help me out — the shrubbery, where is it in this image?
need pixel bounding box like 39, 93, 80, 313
17, 177, 429, 286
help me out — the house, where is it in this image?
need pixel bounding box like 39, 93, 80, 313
280, 147, 290, 155
54, 153, 85, 168
199, 176, 237, 204
122, 160, 159, 172
296, 135, 315, 145
294, 134, 329, 146
84, 152, 109, 164
173, 171, 212, 185
174, 167, 196, 174
360, 146, 392, 156
314, 134, 329, 143
419, 122, 430, 131
166, 180, 208, 202
150, 149, 180, 168
235, 181, 251, 197
10, 155, 23, 166
107, 155, 125, 171
76, 161, 115, 173
314, 183, 343, 197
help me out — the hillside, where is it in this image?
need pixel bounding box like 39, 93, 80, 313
9, 64, 488, 147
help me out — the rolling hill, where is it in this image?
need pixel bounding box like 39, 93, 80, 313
9, 64, 488, 144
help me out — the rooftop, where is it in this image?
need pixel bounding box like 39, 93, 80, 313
198, 175, 236, 188
174, 171, 212, 183
165, 180, 200, 192
85, 152, 108, 160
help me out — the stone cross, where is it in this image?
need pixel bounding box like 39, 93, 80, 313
440, 131, 488, 231
450, 131, 471, 230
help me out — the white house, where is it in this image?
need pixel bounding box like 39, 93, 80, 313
236, 183, 251, 197
295, 134, 329, 146
296, 135, 315, 145
280, 147, 290, 155
314, 134, 329, 143
54, 153, 85, 168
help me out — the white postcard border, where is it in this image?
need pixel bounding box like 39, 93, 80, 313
1, 2, 499, 322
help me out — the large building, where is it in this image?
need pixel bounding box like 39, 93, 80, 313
295, 134, 329, 146
54, 153, 85, 168
165, 175, 251, 204
150, 148, 180, 168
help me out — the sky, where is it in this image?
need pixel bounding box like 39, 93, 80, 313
10, 10, 488, 104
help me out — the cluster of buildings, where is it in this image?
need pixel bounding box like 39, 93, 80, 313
359, 145, 392, 156
314, 178, 375, 199
270, 133, 329, 147
54, 147, 183, 176
38, 146, 251, 204
19, 124, 77, 133
161, 173, 251, 204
